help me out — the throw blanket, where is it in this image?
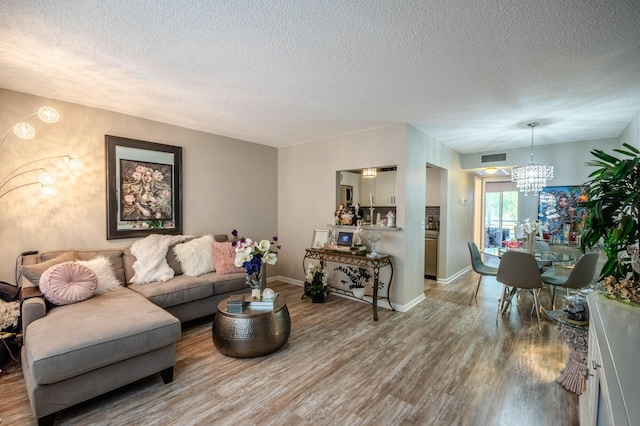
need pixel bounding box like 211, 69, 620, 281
130, 234, 190, 284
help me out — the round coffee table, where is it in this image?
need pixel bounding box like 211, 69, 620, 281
212, 294, 291, 358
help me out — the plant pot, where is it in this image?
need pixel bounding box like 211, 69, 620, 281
311, 293, 325, 303
352, 287, 365, 299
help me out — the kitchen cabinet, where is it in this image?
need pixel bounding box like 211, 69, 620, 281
360, 170, 396, 205
580, 293, 640, 425
424, 233, 438, 277
359, 176, 375, 205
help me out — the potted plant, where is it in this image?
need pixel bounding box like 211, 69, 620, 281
580, 143, 640, 280
334, 265, 371, 299
305, 264, 328, 303
580, 143, 640, 305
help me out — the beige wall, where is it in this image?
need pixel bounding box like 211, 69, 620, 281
278, 123, 474, 308
406, 125, 475, 281
0, 89, 278, 282
278, 124, 416, 305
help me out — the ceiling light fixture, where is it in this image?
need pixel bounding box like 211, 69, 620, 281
511, 122, 553, 196
485, 167, 498, 175
362, 168, 377, 178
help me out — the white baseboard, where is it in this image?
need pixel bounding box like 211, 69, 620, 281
437, 266, 471, 284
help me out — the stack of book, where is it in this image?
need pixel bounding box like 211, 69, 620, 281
247, 293, 279, 310
226, 294, 245, 314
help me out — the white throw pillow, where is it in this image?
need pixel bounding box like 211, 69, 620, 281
173, 235, 215, 276
76, 256, 121, 295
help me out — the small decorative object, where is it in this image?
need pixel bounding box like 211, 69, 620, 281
232, 229, 281, 294
386, 211, 395, 227
354, 220, 363, 245
334, 265, 371, 299
368, 207, 375, 225
517, 218, 547, 254
305, 263, 328, 303
627, 245, 640, 275
250, 288, 262, 301
262, 288, 276, 300
366, 231, 383, 258
312, 229, 330, 249
599, 275, 640, 307
503, 240, 523, 249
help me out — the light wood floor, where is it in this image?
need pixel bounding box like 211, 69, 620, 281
0, 271, 578, 425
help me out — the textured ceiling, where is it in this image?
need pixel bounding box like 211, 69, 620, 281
0, 1, 639, 153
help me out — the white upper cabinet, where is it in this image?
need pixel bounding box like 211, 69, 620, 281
359, 170, 396, 206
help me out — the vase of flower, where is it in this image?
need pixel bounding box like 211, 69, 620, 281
305, 264, 327, 303
526, 234, 535, 254
246, 263, 268, 299
232, 229, 281, 299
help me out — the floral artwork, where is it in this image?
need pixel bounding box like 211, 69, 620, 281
119, 159, 173, 222
538, 186, 588, 242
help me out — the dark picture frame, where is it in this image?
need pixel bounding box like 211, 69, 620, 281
538, 185, 588, 243
105, 135, 182, 240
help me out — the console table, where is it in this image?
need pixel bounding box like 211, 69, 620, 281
302, 248, 394, 321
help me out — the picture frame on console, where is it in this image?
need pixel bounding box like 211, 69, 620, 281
312, 229, 330, 249
105, 135, 183, 240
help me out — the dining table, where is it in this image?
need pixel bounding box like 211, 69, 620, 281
480, 246, 576, 265
481, 245, 578, 314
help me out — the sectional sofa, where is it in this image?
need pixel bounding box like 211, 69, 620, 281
18, 234, 248, 425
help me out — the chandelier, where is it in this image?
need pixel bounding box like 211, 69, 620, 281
511, 122, 553, 196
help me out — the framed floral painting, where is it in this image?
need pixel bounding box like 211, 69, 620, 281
105, 135, 182, 239
538, 185, 588, 243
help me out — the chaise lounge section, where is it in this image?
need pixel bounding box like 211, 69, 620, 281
19, 234, 248, 425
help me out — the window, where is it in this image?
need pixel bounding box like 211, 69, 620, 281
484, 183, 518, 248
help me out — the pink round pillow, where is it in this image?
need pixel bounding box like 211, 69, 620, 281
39, 262, 98, 305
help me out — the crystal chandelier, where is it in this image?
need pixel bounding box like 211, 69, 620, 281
511, 122, 553, 196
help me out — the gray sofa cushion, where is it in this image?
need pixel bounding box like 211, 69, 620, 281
19, 252, 77, 285
25, 287, 180, 385
127, 274, 213, 308
198, 271, 247, 295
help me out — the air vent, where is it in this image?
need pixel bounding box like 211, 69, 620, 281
481, 153, 506, 163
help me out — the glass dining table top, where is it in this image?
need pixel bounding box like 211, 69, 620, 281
481, 246, 576, 264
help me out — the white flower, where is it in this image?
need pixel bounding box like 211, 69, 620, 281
263, 252, 277, 265
517, 218, 548, 235
234, 247, 254, 267
257, 239, 271, 252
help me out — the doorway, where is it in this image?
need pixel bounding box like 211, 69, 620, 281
484, 181, 518, 247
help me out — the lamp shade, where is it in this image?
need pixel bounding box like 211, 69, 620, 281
13, 122, 36, 139
362, 168, 377, 178
38, 106, 60, 123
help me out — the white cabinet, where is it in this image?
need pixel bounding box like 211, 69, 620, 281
357, 169, 397, 206
376, 170, 396, 205
581, 293, 640, 425
359, 177, 376, 206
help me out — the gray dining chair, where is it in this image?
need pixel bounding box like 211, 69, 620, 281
540, 252, 599, 309
467, 241, 499, 305
496, 250, 543, 331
